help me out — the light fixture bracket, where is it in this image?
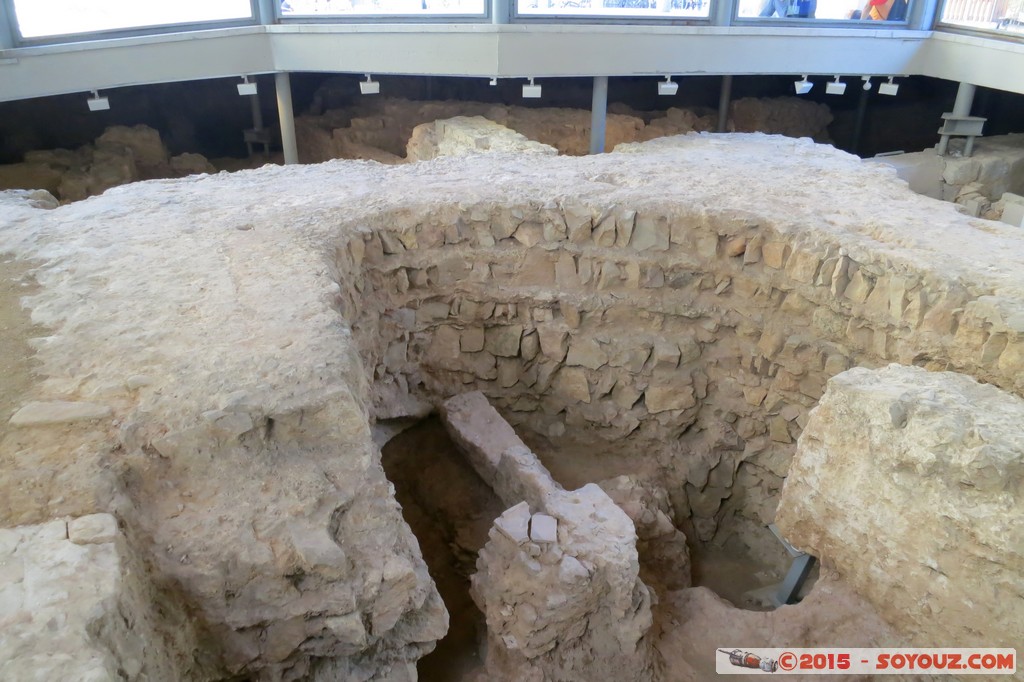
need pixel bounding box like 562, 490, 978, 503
879, 76, 899, 96
237, 75, 258, 97
658, 76, 679, 96
359, 74, 380, 95
825, 76, 847, 96
87, 89, 110, 112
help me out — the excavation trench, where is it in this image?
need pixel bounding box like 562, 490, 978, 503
3, 137, 1021, 680
378, 404, 803, 681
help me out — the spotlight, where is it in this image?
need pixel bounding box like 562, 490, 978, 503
825, 76, 847, 96
522, 77, 542, 99
862, 76, 873, 91
87, 90, 110, 112
793, 75, 813, 95
879, 76, 899, 96
658, 76, 679, 96
236, 75, 258, 97
489, 77, 498, 86
359, 74, 380, 95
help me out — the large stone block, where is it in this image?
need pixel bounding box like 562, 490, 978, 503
776, 365, 1024, 650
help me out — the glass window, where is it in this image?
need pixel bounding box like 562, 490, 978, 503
940, 0, 1024, 33
736, 0, 909, 20
280, 0, 486, 15
12, 0, 253, 39
515, 0, 711, 19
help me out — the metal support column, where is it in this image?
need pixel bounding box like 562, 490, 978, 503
275, 72, 299, 165
255, 0, 278, 24
717, 75, 733, 133
0, 0, 16, 49
851, 84, 870, 156
243, 90, 270, 159
589, 75, 609, 155
937, 81, 980, 156
952, 81, 977, 117
491, 0, 511, 23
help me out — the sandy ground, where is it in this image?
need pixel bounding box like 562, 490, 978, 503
0, 256, 41, 437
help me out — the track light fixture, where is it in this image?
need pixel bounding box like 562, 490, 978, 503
87, 89, 110, 112
825, 76, 847, 96
359, 74, 380, 95
658, 76, 679, 96
237, 75, 258, 97
793, 75, 813, 95
879, 76, 899, 96
522, 77, 542, 99
862, 76, 873, 91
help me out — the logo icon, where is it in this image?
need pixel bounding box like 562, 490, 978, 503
719, 649, 779, 673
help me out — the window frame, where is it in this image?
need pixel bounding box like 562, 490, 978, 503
510, 0, 716, 25
3, 0, 262, 46
274, 0, 491, 24
934, 0, 1024, 41
731, 0, 916, 27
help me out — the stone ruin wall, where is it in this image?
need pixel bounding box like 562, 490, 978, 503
296, 95, 833, 164
321, 160, 1024, 556
1, 134, 1022, 680
0, 95, 834, 205
776, 364, 1024, 652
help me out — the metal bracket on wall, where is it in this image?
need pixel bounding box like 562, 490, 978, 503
767, 523, 817, 606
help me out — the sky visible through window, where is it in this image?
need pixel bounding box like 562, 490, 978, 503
13, 0, 253, 37
14, 0, 1024, 33
280, 0, 485, 13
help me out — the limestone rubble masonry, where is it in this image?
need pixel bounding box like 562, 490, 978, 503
776, 364, 1024, 652
0, 133, 1022, 679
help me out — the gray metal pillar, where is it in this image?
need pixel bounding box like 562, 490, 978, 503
851, 84, 870, 156
906, 0, 938, 31
255, 0, 278, 24
951, 81, 977, 117
492, 0, 511, 23
589, 76, 609, 155
937, 81, 977, 156
711, 0, 734, 25
275, 72, 299, 165
717, 75, 733, 133
251, 92, 265, 132
0, 0, 16, 49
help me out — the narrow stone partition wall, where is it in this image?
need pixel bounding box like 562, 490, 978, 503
441, 392, 658, 680
776, 365, 1024, 652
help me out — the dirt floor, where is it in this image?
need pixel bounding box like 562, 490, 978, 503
380, 418, 506, 682
525, 431, 792, 611
0, 256, 41, 437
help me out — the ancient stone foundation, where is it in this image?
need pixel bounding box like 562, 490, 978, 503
441, 392, 658, 680
777, 364, 1024, 651
1, 133, 1022, 680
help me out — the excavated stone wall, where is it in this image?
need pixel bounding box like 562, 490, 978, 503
407, 116, 559, 161
295, 96, 832, 163
325, 135, 1024, 558
440, 392, 657, 681
0, 125, 216, 203
776, 364, 1024, 651
875, 133, 1024, 220
1, 133, 1023, 680
0, 97, 831, 205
